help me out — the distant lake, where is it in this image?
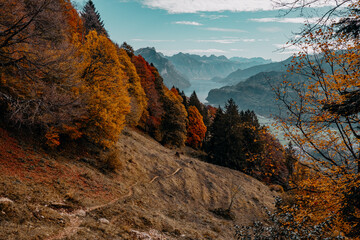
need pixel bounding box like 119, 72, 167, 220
181, 79, 225, 104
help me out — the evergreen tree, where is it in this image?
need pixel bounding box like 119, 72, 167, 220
81, 0, 108, 37
120, 42, 135, 57
188, 91, 202, 113
188, 91, 210, 127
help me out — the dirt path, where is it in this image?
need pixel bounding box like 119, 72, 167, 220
46, 168, 182, 240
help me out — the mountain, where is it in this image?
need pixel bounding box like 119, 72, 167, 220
216, 57, 292, 85
167, 53, 271, 80
135, 47, 191, 89
0, 126, 276, 239
206, 71, 307, 116
230, 57, 272, 65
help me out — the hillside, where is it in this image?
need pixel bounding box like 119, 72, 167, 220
135, 47, 191, 89
206, 71, 307, 116
0, 127, 277, 240
216, 57, 292, 85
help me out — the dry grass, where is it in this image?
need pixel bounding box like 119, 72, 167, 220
0, 127, 277, 239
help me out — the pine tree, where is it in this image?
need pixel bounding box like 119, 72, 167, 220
188, 91, 202, 113
81, 0, 108, 37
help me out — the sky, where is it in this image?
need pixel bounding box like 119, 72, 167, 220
73, 0, 337, 61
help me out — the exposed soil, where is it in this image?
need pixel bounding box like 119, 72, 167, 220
0, 127, 277, 239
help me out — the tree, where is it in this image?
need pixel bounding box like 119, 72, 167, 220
80, 30, 130, 148
186, 106, 207, 149
131, 55, 164, 140
117, 48, 147, 127
160, 87, 188, 147
275, 2, 360, 234
81, 0, 108, 37
207, 99, 245, 169
0, 0, 86, 146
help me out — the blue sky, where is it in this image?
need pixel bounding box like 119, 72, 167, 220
73, 0, 336, 61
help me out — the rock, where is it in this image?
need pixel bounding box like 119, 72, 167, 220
76, 210, 86, 217
0, 197, 13, 204
99, 218, 110, 224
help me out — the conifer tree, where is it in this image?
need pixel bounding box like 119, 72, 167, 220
188, 91, 202, 113
81, 0, 108, 37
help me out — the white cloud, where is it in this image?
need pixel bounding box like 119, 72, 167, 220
199, 14, 228, 20
132, 39, 175, 42
205, 27, 246, 33
193, 38, 257, 44
258, 27, 283, 32
250, 17, 341, 24
158, 48, 227, 56
140, 0, 340, 13
174, 21, 203, 26
230, 48, 244, 52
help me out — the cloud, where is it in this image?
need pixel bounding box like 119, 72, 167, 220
158, 48, 227, 56
193, 38, 256, 44
141, 0, 274, 13
257, 27, 283, 32
249, 17, 341, 24
174, 21, 203, 26
205, 27, 246, 33
141, 0, 340, 13
199, 14, 228, 20
132, 39, 175, 42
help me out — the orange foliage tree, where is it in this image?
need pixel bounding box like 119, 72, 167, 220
131, 55, 164, 140
275, 3, 360, 236
186, 106, 207, 149
79, 30, 130, 148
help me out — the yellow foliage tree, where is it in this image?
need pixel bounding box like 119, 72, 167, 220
80, 31, 130, 148
117, 48, 147, 126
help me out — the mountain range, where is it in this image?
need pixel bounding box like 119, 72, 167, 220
167, 52, 271, 80
135, 47, 272, 88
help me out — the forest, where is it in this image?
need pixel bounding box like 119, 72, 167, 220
0, 0, 360, 239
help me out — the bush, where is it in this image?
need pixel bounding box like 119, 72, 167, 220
100, 147, 123, 172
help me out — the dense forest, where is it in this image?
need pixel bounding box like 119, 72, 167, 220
1, 0, 360, 239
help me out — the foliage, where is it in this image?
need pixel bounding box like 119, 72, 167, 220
160, 87, 188, 147
100, 147, 123, 172
0, 0, 86, 145
235, 197, 345, 240
80, 30, 130, 148
117, 48, 147, 126
81, 0, 108, 36
131, 55, 164, 140
186, 106, 207, 149
275, 1, 360, 236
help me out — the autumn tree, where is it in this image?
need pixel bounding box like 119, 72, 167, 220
81, 0, 108, 36
186, 106, 207, 149
160, 87, 188, 147
188, 91, 210, 126
275, 2, 360, 235
0, 0, 86, 146
117, 48, 147, 126
80, 30, 130, 148
131, 55, 164, 140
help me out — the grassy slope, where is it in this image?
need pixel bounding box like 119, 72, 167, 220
0, 127, 276, 240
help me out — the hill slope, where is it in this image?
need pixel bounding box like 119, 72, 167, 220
0, 127, 276, 239
217, 57, 292, 85
206, 71, 307, 116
